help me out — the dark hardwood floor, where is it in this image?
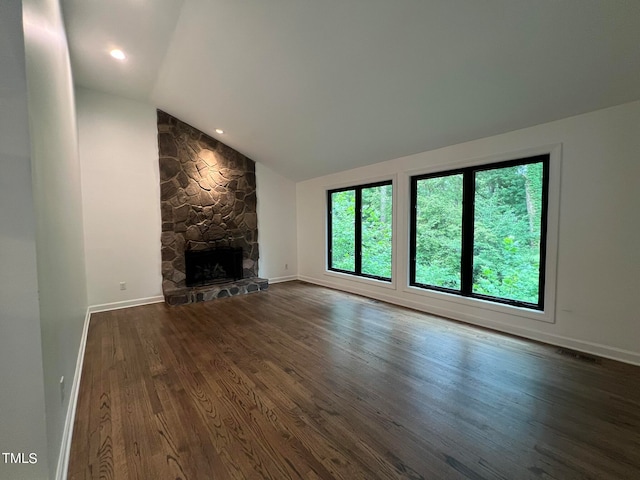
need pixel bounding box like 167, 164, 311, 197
68, 281, 640, 479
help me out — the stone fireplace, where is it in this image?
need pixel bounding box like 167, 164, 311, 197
157, 110, 268, 305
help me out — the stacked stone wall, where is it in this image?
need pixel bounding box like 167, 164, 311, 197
157, 110, 259, 296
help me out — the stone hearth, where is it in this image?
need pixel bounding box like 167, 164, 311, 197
165, 278, 269, 306
157, 110, 268, 304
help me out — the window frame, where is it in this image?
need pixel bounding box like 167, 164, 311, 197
327, 180, 393, 282
409, 154, 550, 310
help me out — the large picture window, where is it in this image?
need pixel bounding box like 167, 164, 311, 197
410, 155, 549, 309
328, 181, 393, 281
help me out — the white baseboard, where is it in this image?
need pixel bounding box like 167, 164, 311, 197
88, 295, 165, 314
298, 275, 640, 367
55, 307, 92, 480
268, 275, 298, 284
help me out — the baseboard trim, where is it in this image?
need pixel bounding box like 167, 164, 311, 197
268, 275, 298, 284
55, 307, 92, 480
88, 295, 165, 314
298, 275, 640, 367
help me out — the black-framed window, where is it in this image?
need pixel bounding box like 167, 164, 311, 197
410, 155, 549, 310
328, 181, 393, 281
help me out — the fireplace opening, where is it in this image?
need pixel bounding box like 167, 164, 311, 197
185, 247, 243, 287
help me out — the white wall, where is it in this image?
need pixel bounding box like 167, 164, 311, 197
297, 100, 640, 365
22, 0, 90, 476
76, 88, 163, 308
77, 89, 299, 305
256, 162, 298, 281
0, 1, 49, 478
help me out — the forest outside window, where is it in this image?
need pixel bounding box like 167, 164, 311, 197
410, 155, 549, 310
328, 181, 393, 281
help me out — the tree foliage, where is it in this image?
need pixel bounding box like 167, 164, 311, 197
415, 174, 463, 289
329, 160, 544, 305
331, 190, 356, 271
361, 184, 392, 278
330, 184, 393, 279
472, 163, 543, 303
415, 162, 544, 304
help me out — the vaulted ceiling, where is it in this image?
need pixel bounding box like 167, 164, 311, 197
61, 0, 640, 181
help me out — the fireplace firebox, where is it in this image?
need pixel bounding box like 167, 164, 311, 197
185, 247, 243, 287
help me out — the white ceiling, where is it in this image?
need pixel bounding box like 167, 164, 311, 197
62, 0, 640, 181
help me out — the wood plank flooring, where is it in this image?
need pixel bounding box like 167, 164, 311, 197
68, 281, 640, 479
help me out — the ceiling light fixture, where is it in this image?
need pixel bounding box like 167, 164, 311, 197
215, 129, 224, 134
110, 49, 126, 60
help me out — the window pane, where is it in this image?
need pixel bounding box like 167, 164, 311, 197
361, 184, 392, 278
330, 190, 356, 272
472, 162, 544, 304
414, 174, 463, 289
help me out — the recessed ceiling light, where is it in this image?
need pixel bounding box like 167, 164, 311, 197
215, 129, 224, 134
110, 49, 126, 60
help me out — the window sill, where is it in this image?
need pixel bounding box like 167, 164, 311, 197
324, 269, 397, 290
403, 284, 555, 324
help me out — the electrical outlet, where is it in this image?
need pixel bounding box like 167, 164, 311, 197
120, 282, 127, 290
59, 376, 65, 402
